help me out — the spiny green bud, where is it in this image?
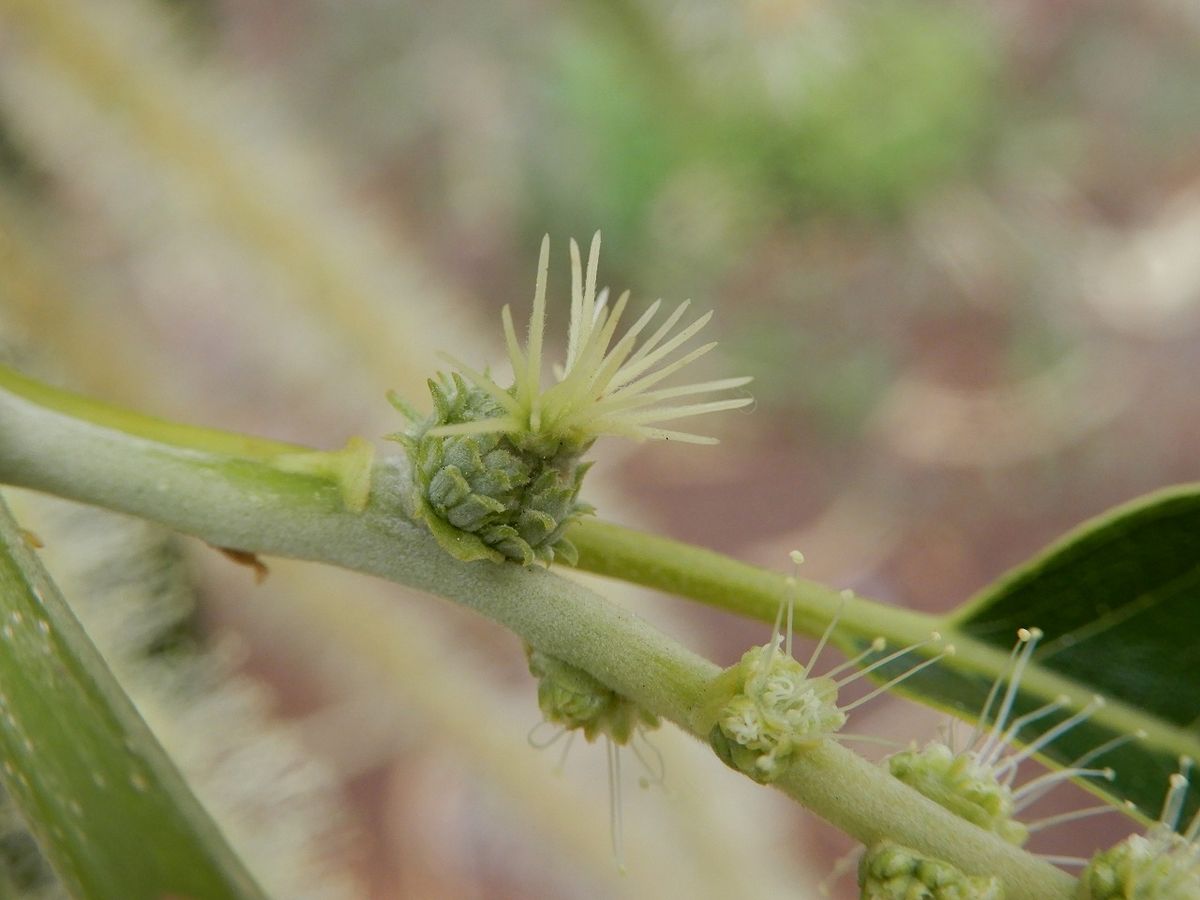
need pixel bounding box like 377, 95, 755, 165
1079, 832, 1199, 899
392, 372, 592, 565
703, 639, 846, 784
859, 842, 1004, 900
388, 233, 752, 565
526, 647, 659, 745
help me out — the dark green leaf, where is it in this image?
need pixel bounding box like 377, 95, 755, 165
895, 484, 1200, 827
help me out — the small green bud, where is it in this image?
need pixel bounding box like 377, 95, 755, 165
704, 640, 846, 784
1079, 832, 1199, 900
859, 842, 1004, 900
1078, 765, 1200, 900
889, 742, 1026, 846
526, 647, 659, 745
885, 629, 1119, 849
698, 568, 949, 785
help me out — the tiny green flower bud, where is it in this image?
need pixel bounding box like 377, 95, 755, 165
859, 841, 1004, 900
524, 646, 662, 873
526, 647, 659, 745
707, 639, 846, 783
698, 555, 950, 784
889, 741, 1028, 846
886, 629, 1122, 848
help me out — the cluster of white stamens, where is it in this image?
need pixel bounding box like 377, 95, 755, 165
705, 552, 953, 783
431, 234, 753, 446
888, 628, 1126, 850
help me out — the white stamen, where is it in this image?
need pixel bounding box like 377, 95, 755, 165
966, 633, 1028, 752
993, 695, 1105, 777
554, 731, 576, 775
527, 721, 568, 751
1013, 766, 1114, 807
975, 627, 1043, 761
1163, 773, 1190, 833
1026, 803, 1124, 834
631, 731, 666, 790
839, 646, 954, 714
607, 738, 626, 874
835, 633, 942, 687
805, 596, 847, 676
978, 695, 1068, 769
822, 638, 887, 681
1038, 855, 1090, 867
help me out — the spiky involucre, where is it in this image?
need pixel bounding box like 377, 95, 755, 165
393, 373, 593, 566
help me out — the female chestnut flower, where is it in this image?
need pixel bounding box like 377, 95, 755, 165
390, 234, 752, 565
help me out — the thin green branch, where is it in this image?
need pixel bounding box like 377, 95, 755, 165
567, 517, 939, 647
0, 367, 1075, 899
565, 518, 1200, 768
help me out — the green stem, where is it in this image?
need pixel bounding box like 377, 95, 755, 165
567, 518, 940, 649
0, 370, 1074, 899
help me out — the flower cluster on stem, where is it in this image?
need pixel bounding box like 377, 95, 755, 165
1078, 758, 1199, 899
886, 629, 1123, 849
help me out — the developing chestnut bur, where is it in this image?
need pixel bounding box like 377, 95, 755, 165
389, 233, 752, 566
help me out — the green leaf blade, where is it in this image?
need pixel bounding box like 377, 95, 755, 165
944, 484, 1200, 825
0, 496, 266, 900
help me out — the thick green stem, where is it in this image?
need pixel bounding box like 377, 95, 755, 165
0, 371, 1074, 899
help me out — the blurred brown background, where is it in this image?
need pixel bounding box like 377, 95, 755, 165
1, 0, 1198, 897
